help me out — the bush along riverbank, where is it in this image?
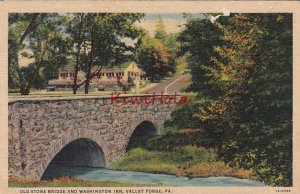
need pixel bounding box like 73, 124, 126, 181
109, 147, 251, 179
109, 129, 254, 180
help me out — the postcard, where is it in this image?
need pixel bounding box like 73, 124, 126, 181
0, 1, 300, 194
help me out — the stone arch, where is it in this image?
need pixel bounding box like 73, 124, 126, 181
34, 129, 109, 180
132, 121, 158, 135
125, 119, 159, 151
41, 138, 105, 180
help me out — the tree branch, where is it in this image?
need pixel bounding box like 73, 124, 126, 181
19, 13, 39, 44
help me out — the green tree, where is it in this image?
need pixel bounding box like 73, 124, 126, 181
178, 18, 223, 97
65, 13, 86, 94
67, 13, 143, 94
178, 14, 292, 186
9, 13, 69, 95
136, 35, 172, 81
163, 33, 181, 74
154, 16, 180, 74
212, 14, 292, 186
154, 15, 167, 42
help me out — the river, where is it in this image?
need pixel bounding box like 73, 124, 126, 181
42, 164, 265, 187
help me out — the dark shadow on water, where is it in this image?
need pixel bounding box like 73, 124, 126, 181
42, 163, 107, 180
126, 121, 157, 151
42, 138, 106, 180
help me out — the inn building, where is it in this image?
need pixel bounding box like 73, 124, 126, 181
48, 62, 146, 92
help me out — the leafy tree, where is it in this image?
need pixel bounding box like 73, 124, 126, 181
8, 13, 69, 95
163, 33, 181, 74
154, 15, 167, 42
8, 26, 21, 90
9, 13, 144, 94
178, 14, 292, 186
154, 16, 181, 74
66, 13, 144, 94
136, 35, 172, 81
213, 13, 292, 186
65, 13, 86, 94
178, 18, 224, 97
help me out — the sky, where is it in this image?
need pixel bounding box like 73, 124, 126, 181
121, 14, 187, 47
135, 13, 206, 36
18, 13, 205, 67
135, 13, 186, 36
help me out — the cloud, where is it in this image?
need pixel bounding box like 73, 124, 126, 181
210, 8, 231, 23
222, 8, 231, 17
210, 15, 221, 24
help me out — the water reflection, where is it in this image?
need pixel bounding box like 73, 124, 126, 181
43, 164, 265, 187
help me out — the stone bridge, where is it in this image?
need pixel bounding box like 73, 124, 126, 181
8, 94, 182, 180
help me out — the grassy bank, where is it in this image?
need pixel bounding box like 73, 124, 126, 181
109, 147, 252, 179
9, 176, 163, 187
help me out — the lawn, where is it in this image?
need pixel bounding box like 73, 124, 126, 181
109, 147, 252, 179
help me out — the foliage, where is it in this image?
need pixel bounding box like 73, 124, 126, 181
163, 33, 180, 74
109, 148, 251, 179
8, 13, 144, 95
64, 13, 85, 94
9, 13, 69, 95
64, 13, 144, 94
175, 55, 188, 73
154, 15, 167, 42
136, 35, 173, 81
165, 99, 203, 129
178, 13, 292, 186
141, 16, 182, 77
178, 18, 224, 97
147, 129, 218, 150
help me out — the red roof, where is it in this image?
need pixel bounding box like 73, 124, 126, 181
90, 78, 128, 86
49, 78, 128, 86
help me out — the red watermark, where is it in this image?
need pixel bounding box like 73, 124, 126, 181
111, 92, 190, 106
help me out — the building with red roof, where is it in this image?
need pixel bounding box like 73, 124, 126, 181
48, 62, 146, 92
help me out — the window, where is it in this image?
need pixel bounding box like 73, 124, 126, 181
60, 73, 68, 78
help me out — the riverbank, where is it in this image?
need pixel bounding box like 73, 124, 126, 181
109, 148, 253, 180
9, 176, 163, 187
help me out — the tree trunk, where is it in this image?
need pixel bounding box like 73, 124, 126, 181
73, 44, 81, 94
19, 14, 39, 44
73, 66, 79, 94
84, 38, 94, 94
72, 14, 84, 95
84, 64, 91, 94
18, 71, 30, 95
19, 80, 31, 95
20, 85, 29, 95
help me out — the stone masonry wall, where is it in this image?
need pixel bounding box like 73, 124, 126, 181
8, 95, 177, 180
